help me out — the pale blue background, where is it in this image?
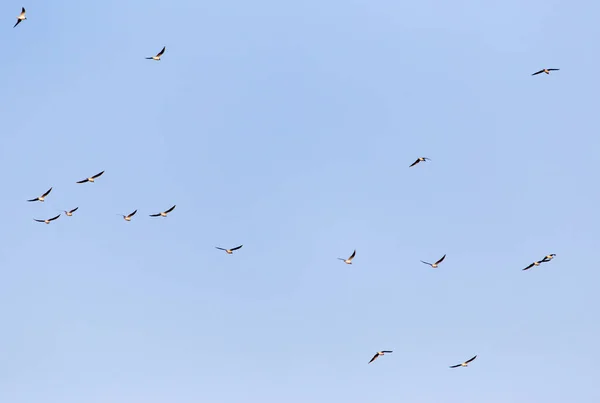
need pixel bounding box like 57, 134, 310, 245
1, 1, 599, 402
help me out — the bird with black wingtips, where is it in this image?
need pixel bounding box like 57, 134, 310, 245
368, 351, 393, 364
409, 157, 430, 167
449, 355, 477, 368
14, 7, 26, 28
146, 46, 166, 61
34, 214, 61, 225
215, 245, 243, 254
532, 68, 559, 76
76, 171, 104, 184
119, 210, 137, 221
541, 253, 556, 262
64, 207, 79, 217
27, 187, 52, 202
338, 249, 356, 264
149, 205, 176, 217
522, 259, 546, 271
421, 254, 446, 268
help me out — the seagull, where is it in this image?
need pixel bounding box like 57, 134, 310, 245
34, 214, 61, 225
215, 245, 243, 254
63, 207, 79, 216
149, 205, 176, 217
421, 254, 446, 268
119, 210, 137, 221
541, 253, 556, 262
14, 7, 26, 28
449, 355, 477, 368
76, 171, 105, 183
532, 68, 559, 76
146, 46, 166, 61
409, 157, 430, 167
27, 187, 52, 202
338, 249, 356, 264
368, 351, 393, 364
522, 259, 546, 271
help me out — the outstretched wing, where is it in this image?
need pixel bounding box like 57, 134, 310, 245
156, 46, 166, 57
531, 69, 544, 76
33, 219, 45, 223
548, 69, 559, 71
76, 178, 89, 183
215, 247, 227, 251
92, 170, 105, 179
128, 210, 137, 217
27, 198, 38, 202
149, 213, 161, 217
230, 245, 243, 251
449, 364, 462, 368
522, 262, 535, 271
48, 214, 61, 221
368, 353, 379, 364
409, 159, 420, 167
13, 19, 21, 28
465, 355, 477, 364
435, 254, 446, 265
348, 249, 356, 260
42, 187, 53, 197
420, 260, 432, 266
164, 205, 176, 214
69, 207, 79, 214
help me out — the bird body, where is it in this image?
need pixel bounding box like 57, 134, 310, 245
34, 214, 60, 224
14, 7, 26, 28
338, 249, 356, 264
150, 205, 176, 217
449, 355, 477, 368
421, 254, 446, 268
216, 245, 243, 254
532, 68, 559, 76
121, 210, 137, 221
369, 350, 393, 364
410, 157, 430, 167
146, 46, 166, 60
64, 207, 79, 216
27, 187, 52, 202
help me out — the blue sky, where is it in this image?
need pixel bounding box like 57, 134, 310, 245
1, 1, 599, 402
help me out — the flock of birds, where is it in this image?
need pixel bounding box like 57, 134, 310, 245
13, 5, 561, 371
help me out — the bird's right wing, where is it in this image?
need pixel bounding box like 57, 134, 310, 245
449, 364, 461, 368
522, 263, 534, 271
409, 159, 420, 167
531, 70, 544, 76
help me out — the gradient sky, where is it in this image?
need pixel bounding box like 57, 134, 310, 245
1, 1, 599, 402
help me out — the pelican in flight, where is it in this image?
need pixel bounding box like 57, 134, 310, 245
338, 249, 356, 264
149, 205, 176, 217
64, 207, 79, 216
541, 253, 556, 262
76, 171, 104, 183
522, 259, 546, 271
421, 254, 446, 268
368, 351, 393, 364
215, 245, 243, 254
409, 157, 430, 167
532, 68, 559, 76
146, 46, 166, 61
34, 214, 61, 225
120, 210, 137, 221
27, 187, 52, 202
14, 7, 26, 28
449, 355, 477, 368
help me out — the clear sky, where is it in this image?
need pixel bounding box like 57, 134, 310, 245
1, 1, 599, 402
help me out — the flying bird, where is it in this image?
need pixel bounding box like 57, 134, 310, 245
76, 171, 104, 183
338, 249, 356, 264
14, 7, 26, 28
409, 157, 430, 167
64, 207, 79, 216
119, 210, 137, 221
421, 254, 446, 268
215, 245, 243, 254
522, 259, 546, 271
532, 68, 559, 76
27, 187, 52, 202
34, 214, 61, 225
541, 253, 556, 262
146, 46, 166, 61
368, 351, 393, 364
449, 355, 477, 368
149, 205, 176, 217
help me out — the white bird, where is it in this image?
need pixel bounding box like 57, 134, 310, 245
420, 254, 446, 268
27, 187, 52, 202
14, 7, 26, 28
338, 249, 356, 264
146, 46, 166, 61
449, 355, 477, 368
34, 214, 60, 225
